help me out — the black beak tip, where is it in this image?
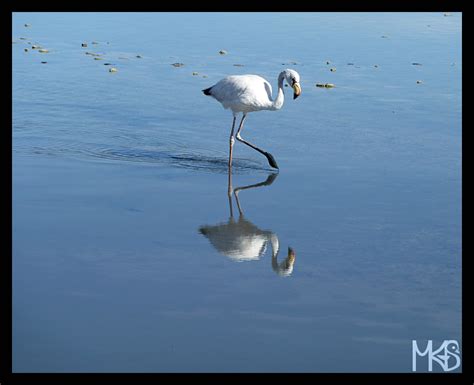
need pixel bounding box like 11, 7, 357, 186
293, 93, 299, 100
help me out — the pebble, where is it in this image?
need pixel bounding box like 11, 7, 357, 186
38, 49, 49, 53
24, 48, 28, 52
109, 67, 118, 73
24, 23, 31, 27
136, 55, 142, 58
233, 64, 244, 67
416, 80, 423, 84
412, 62, 422, 66
316, 83, 335, 88
94, 57, 103, 60
218, 50, 227, 55
41, 61, 47, 64
192, 72, 199, 76
171, 62, 184, 67
330, 68, 336, 72
81, 43, 88, 47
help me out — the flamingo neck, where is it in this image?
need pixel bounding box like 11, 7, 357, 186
270, 74, 285, 110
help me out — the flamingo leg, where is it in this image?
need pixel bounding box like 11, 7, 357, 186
235, 114, 279, 169
228, 116, 236, 169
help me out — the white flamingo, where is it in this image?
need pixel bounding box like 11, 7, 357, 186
202, 69, 301, 170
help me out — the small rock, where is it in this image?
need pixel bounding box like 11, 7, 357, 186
316, 83, 335, 88
416, 80, 422, 84
38, 49, 49, 53
347, 63, 354, 65
233, 64, 244, 67
19, 37, 27, 40
41, 61, 47, 64
118, 57, 129, 60
202, 75, 208, 78
412, 62, 422, 66
91, 41, 99, 44
31, 45, 41, 49
103, 63, 113, 65
109, 67, 118, 73
444, 13, 451, 16
82, 43, 88, 47
330, 68, 336, 72
85, 52, 101, 56
218, 50, 227, 55
24, 23, 31, 27
326, 61, 330, 65
192, 72, 199, 76
374, 64, 378, 68
381, 35, 388, 38
24, 48, 28, 52
94, 57, 103, 60
136, 55, 142, 58
171, 62, 184, 67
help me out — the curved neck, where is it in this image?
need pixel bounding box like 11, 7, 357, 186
270, 74, 285, 110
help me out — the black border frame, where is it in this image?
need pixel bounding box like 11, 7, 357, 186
4, 2, 468, 384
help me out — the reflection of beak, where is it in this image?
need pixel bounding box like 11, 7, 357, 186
292, 82, 301, 99
287, 247, 296, 262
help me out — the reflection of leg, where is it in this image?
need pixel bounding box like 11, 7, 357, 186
227, 166, 234, 218
228, 116, 236, 169
234, 190, 243, 216
235, 114, 279, 169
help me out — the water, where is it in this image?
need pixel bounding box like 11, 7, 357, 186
12, 12, 462, 372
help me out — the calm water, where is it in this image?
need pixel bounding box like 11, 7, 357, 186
12, 12, 462, 372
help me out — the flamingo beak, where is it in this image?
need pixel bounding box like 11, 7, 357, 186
292, 82, 301, 99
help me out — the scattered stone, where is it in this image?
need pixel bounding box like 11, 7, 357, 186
416, 80, 423, 84
136, 55, 142, 58
19, 37, 27, 40
85, 52, 101, 56
109, 67, 118, 73
330, 68, 336, 72
103, 62, 113, 65
94, 57, 103, 60
82, 43, 88, 47
347, 63, 354, 65
91, 41, 99, 44
24, 48, 28, 52
24, 23, 31, 27
444, 13, 451, 16
326, 61, 330, 65
233, 64, 244, 67
202, 75, 208, 78
412, 62, 422, 66
38, 49, 49, 53
192, 72, 199, 75
41, 61, 47, 64
218, 50, 227, 55
171, 62, 184, 67
381, 35, 389, 38
316, 83, 335, 88
31, 45, 41, 49
374, 64, 378, 68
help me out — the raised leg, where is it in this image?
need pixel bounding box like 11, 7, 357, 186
235, 114, 279, 169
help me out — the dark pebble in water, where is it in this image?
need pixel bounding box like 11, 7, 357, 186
171, 63, 184, 67
41, 61, 47, 64
136, 55, 142, 58
24, 48, 28, 52
103, 63, 113, 65
347, 63, 354, 65
82, 43, 88, 47
374, 64, 378, 68
219, 50, 227, 55
19, 37, 27, 40
381, 35, 388, 38
412, 62, 422, 66
24, 23, 31, 27
416, 80, 423, 84
92, 41, 99, 44
233, 64, 244, 67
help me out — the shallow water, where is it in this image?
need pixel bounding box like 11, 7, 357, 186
12, 12, 462, 372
